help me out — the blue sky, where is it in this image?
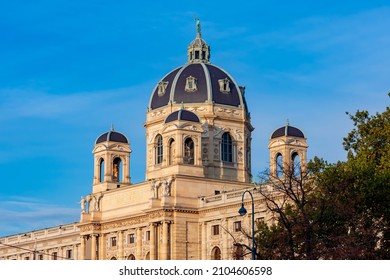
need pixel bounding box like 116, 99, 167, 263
0, 1, 389, 237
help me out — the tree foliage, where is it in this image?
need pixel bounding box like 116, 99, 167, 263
255, 94, 390, 259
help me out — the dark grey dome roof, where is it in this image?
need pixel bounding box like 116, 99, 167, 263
271, 123, 305, 139
165, 109, 200, 123
96, 129, 129, 144
148, 25, 248, 114
149, 63, 247, 111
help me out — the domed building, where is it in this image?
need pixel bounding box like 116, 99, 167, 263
0, 21, 308, 261
145, 25, 253, 183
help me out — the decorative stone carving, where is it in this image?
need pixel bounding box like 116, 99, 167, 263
183, 125, 198, 131
92, 193, 102, 211
216, 107, 241, 116
186, 106, 207, 112
94, 145, 106, 153
86, 195, 92, 213
101, 217, 145, 231
150, 180, 158, 198
162, 176, 173, 196
185, 76, 197, 92
80, 196, 87, 213
150, 177, 174, 198
157, 81, 169, 96
150, 109, 167, 118
233, 129, 243, 140
218, 78, 231, 94
201, 122, 209, 137
238, 146, 243, 162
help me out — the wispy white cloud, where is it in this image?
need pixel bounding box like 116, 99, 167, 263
0, 84, 150, 121
0, 196, 79, 236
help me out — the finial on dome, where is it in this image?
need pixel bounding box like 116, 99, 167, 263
111, 124, 115, 131
285, 119, 289, 136
187, 18, 210, 63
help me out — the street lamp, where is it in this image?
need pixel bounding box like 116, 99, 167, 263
238, 190, 256, 260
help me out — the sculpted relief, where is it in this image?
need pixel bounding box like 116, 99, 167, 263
149, 176, 174, 198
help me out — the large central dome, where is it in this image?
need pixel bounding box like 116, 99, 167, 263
148, 22, 248, 112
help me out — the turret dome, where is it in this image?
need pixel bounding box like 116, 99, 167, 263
95, 127, 129, 144
270, 121, 305, 139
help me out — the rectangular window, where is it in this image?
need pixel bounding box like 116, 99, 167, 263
39, 254, 43, 260
234, 221, 242, 232
24, 256, 29, 260
111, 237, 117, 247
256, 217, 265, 224
66, 249, 72, 259
52, 252, 57, 260
212, 225, 219, 235
128, 233, 135, 244
146, 231, 150, 241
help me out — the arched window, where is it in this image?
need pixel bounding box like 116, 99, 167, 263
99, 158, 105, 182
211, 246, 221, 260
246, 137, 251, 169
276, 153, 283, 178
127, 254, 135, 260
292, 152, 301, 177
110, 257, 117, 260
155, 135, 163, 164
184, 138, 194, 164
168, 138, 176, 165
221, 133, 233, 162
113, 157, 122, 182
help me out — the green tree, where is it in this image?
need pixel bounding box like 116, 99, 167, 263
255, 94, 390, 259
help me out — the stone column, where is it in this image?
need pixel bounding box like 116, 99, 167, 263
150, 223, 156, 260
80, 236, 86, 260
57, 246, 62, 260
222, 219, 228, 260
161, 221, 169, 260
74, 245, 78, 260
42, 249, 48, 260
201, 222, 207, 260
99, 233, 106, 260
118, 231, 124, 260
91, 234, 97, 260
136, 228, 142, 260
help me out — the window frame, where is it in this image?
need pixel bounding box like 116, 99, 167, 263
212, 225, 220, 235
221, 133, 233, 162
155, 135, 163, 164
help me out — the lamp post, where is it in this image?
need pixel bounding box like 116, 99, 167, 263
238, 190, 256, 260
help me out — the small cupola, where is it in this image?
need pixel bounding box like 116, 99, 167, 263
187, 18, 210, 63
92, 126, 131, 192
